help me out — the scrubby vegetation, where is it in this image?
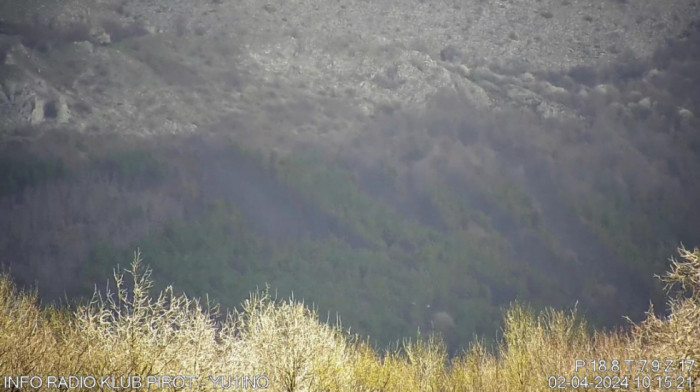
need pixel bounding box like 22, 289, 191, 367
0, 155, 68, 197
0, 123, 693, 353
2, 9, 699, 360
0, 247, 697, 391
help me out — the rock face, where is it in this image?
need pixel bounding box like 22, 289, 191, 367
432, 311, 456, 332
2, 44, 71, 128
0, 0, 698, 140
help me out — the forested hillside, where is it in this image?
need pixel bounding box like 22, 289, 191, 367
1, 0, 699, 353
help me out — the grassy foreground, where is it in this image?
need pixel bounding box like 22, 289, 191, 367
1, 249, 698, 391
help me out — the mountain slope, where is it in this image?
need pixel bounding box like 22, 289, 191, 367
1, 0, 699, 351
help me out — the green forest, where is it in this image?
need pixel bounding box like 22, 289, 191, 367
1, 109, 696, 353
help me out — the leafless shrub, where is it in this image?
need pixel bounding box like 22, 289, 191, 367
629, 247, 700, 379
1, 245, 699, 391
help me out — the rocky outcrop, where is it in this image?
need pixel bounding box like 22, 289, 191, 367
2, 44, 70, 127
0, 0, 697, 141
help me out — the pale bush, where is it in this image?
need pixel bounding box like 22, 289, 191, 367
0, 276, 58, 377
71, 250, 232, 383
402, 334, 449, 392
498, 303, 592, 391
235, 290, 353, 391
1, 246, 698, 391
629, 247, 700, 379
70, 251, 354, 391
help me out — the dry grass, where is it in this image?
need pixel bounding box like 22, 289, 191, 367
1, 247, 698, 391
